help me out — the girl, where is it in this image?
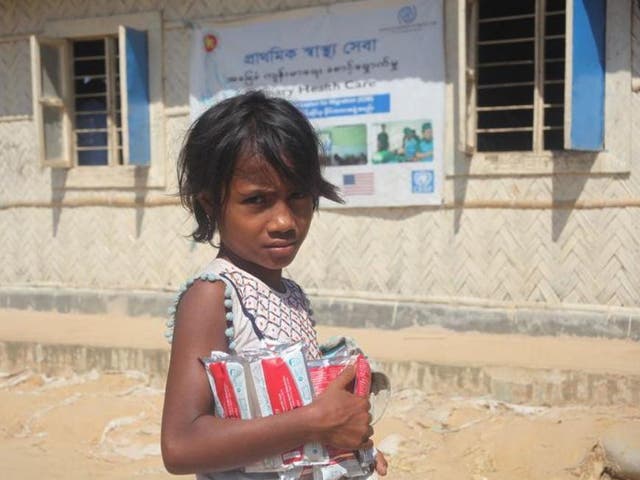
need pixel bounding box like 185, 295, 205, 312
161, 90, 388, 479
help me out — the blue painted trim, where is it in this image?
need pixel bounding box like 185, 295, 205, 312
124, 27, 151, 166
570, 0, 606, 151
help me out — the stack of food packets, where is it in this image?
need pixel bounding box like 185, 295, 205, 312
201, 342, 377, 480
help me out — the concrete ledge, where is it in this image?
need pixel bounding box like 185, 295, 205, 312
2, 340, 638, 406
312, 297, 639, 341
0, 287, 174, 319
0, 341, 170, 387
379, 361, 640, 407
0, 287, 638, 340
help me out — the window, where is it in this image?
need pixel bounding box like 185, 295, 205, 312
475, 0, 565, 152
73, 38, 123, 166
30, 12, 161, 186
466, 0, 606, 154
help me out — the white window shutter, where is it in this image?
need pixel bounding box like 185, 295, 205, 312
119, 26, 151, 166
465, 0, 478, 154
30, 35, 73, 168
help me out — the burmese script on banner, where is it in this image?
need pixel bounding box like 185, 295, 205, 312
190, 0, 445, 207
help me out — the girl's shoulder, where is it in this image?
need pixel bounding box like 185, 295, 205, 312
164, 258, 235, 344
281, 277, 310, 307
282, 276, 303, 293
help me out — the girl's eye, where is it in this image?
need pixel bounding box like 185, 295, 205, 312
290, 191, 308, 200
243, 195, 264, 205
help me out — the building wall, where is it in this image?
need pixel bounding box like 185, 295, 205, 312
0, 0, 639, 334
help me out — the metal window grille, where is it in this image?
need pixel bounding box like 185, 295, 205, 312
72, 38, 123, 166
475, 0, 566, 152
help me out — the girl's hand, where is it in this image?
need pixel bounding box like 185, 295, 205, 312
310, 365, 373, 450
374, 450, 388, 476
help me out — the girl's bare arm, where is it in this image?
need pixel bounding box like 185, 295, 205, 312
160, 280, 373, 475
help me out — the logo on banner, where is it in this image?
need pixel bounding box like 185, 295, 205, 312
381, 2, 436, 33
342, 172, 374, 196
203, 34, 218, 52
411, 170, 434, 194
398, 5, 417, 24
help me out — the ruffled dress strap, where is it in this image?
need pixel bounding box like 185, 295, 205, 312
164, 272, 238, 350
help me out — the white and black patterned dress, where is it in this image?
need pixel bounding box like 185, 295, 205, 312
211, 257, 321, 359
167, 257, 321, 360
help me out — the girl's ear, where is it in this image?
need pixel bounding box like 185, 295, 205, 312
196, 192, 215, 218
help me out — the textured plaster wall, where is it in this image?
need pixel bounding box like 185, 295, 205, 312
0, 0, 639, 318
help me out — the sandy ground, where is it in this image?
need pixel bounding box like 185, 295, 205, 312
1, 309, 639, 479
1, 368, 638, 480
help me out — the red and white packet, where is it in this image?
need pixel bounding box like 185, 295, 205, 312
201, 352, 253, 420
307, 354, 375, 479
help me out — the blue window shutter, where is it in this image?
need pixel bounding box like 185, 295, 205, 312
121, 26, 150, 165
566, 0, 606, 151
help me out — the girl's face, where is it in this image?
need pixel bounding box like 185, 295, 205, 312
217, 154, 314, 285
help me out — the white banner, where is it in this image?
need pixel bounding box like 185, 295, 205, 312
190, 0, 445, 207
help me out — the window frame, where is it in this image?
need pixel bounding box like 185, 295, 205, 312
35, 11, 164, 189
31, 36, 74, 168
450, 0, 631, 176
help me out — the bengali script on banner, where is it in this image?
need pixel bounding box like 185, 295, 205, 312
189, 0, 445, 207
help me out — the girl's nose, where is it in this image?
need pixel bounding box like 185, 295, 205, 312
268, 202, 296, 234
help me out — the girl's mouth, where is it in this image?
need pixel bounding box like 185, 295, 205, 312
266, 241, 296, 249
265, 242, 297, 256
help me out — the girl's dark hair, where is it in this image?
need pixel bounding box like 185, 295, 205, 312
177, 90, 343, 243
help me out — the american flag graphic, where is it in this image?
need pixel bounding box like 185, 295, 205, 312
341, 172, 374, 196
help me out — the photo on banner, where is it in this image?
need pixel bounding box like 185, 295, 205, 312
318, 124, 367, 167
189, 0, 445, 207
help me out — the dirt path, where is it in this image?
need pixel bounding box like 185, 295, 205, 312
1, 309, 639, 478
1, 368, 638, 480
1, 309, 639, 376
